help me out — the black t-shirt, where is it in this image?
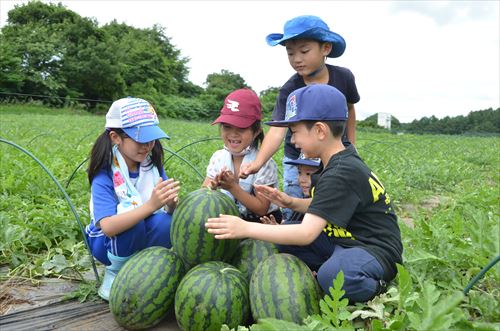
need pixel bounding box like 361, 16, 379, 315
307, 145, 403, 280
272, 64, 360, 159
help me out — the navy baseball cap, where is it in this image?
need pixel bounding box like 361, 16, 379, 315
265, 84, 348, 127
284, 153, 321, 167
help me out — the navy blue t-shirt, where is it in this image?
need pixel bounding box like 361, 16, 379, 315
272, 64, 360, 159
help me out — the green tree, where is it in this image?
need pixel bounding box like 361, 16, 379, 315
0, 2, 193, 109
259, 86, 279, 121
199, 69, 250, 119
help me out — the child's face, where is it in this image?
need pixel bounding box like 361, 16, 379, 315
220, 123, 257, 154
298, 165, 318, 197
285, 39, 331, 77
110, 131, 155, 171
289, 123, 320, 159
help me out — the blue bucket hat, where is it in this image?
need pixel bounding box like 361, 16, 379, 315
105, 97, 169, 143
266, 84, 348, 127
284, 153, 321, 167
266, 15, 346, 58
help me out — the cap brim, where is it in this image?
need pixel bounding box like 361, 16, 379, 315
284, 159, 321, 167
123, 125, 169, 143
264, 120, 295, 127
212, 115, 256, 129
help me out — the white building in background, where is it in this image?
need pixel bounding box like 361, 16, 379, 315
377, 112, 392, 130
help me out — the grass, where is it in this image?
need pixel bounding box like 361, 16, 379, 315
0, 103, 499, 327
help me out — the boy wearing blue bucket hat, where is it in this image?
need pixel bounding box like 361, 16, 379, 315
241, 15, 360, 221
207, 85, 402, 303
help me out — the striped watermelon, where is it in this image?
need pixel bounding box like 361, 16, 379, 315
175, 261, 250, 331
109, 247, 185, 330
249, 253, 322, 324
170, 188, 240, 267
232, 238, 278, 280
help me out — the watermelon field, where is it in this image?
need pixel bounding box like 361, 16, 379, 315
0, 104, 499, 330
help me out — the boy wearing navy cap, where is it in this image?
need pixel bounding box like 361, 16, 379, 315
206, 84, 402, 303
241, 15, 360, 221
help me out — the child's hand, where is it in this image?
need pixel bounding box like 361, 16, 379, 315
254, 184, 293, 209
239, 161, 260, 179
149, 178, 181, 212
260, 214, 280, 225
218, 169, 238, 190
164, 178, 180, 212
205, 214, 248, 239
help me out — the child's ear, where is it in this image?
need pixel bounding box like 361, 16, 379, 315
321, 42, 332, 57
109, 130, 122, 145
315, 122, 329, 140
253, 127, 263, 139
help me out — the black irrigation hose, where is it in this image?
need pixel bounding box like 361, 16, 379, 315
66, 156, 89, 189
164, 137, 221, 163
162, 146, 205, 180
463, 255, 500, 295
0, 138, 100, 283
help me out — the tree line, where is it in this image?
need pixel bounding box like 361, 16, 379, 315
1, 2, 497, 134
359, 107, 500, 135
0, 1, 278, 120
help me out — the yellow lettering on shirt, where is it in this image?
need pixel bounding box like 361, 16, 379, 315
369, 172, 386, 203
323, 224, 354, 239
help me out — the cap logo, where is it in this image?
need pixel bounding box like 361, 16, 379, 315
226, 99, 240, 112
285, 94, 297, 120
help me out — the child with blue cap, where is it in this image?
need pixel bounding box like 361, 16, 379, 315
260, 153, 320, 225
241, 15, 360, 221
85, 97, 180, 300
206, 84, 402, 303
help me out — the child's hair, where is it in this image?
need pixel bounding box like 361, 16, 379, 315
87, 129, 164, 184
250, 121, 264, 149
304, 120, 345, 138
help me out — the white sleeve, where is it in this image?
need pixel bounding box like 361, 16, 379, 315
253, 158, 279, 187
206, 149, 224, 179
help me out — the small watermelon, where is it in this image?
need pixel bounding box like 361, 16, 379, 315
175, 261, 250, 331
249, 253, 322, 324
232, 238, 278, 280
170, 188, 240, 267
109, 247, 185, 330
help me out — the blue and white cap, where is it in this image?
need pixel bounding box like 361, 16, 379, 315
105, 97, 169, 143
266, 84, 348, 127
284, 153, 321, 167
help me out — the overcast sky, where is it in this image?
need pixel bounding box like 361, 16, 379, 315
1, 0, 498, 122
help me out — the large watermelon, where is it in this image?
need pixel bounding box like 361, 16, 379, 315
175, 261, 250, 331
232, 238, 278, 280
170, 188, 240, 267
109, 247, 185, 330
249, 253, 322, 324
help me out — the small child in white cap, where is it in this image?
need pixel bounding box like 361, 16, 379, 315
85, 97, 180, 300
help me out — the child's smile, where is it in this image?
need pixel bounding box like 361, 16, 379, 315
221, 124, 255, 154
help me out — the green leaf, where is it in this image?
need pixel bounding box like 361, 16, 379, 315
250, 318, 309, 331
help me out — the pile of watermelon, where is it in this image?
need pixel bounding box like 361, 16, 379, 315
108, 188, 323, 330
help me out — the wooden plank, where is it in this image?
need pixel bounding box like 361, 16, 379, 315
0, 299, 180, 331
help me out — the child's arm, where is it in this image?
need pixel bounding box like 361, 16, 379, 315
347, 103, 356, 145
99, 178, 179, 237
240, 126, 287, 178
206, 212, 326, 245
254, 184, 311, 213
218, 170, 271, 216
